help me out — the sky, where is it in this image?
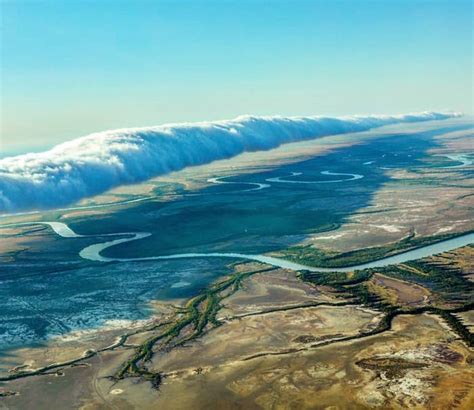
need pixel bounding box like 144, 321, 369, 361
1, 0, 473, 155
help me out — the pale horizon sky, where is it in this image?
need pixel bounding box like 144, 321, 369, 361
1, 0, 473, 155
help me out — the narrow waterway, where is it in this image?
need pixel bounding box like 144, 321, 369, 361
10, 222, 474, 273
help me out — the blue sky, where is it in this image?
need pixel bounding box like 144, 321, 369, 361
1, 0, 472, 154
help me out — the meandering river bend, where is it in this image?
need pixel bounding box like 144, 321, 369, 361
7, 221, 473, 273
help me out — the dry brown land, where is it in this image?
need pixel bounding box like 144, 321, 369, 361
1, 258, 472, 410
146, 314, 473, 410
369, 273, 431, 307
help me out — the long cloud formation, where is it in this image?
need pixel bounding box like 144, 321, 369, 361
0, 112, 460, 212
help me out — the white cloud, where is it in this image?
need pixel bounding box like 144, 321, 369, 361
0, 112, 459, 212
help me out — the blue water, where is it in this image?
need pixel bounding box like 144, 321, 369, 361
0, 259, 232, 350
0, 121, 472, 354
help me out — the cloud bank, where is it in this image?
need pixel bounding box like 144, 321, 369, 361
0, 112, 459, 212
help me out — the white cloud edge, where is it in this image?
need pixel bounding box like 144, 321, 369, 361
0, 111, 461, 212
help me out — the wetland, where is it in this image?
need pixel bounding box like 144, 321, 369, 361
0, 119, 473, 409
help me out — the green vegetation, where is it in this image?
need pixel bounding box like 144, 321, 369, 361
113, 265, 277, 388
0, 391, 19, 397
356, 357, 428, 379
377, 258, 473, 306
299, 251, 474, 347
299, 270, 372, 288
437, 310, 473, 346
279, 231, 471, 268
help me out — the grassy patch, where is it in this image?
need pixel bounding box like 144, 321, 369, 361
278, 231, 471, 268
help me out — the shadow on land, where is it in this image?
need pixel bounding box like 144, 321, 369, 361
0, 123, 471, 356
79, 123, 473, 256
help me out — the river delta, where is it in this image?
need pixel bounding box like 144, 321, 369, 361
0, 118, 473, 409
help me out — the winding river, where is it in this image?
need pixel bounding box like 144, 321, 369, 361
6, 221, 473, 273
3, 152, 469, 221
2, 166, 473, 273
266, 170, 364, 184
0, 169, 363, 220
438, 154, 473, 169
206, 176, 270, 192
